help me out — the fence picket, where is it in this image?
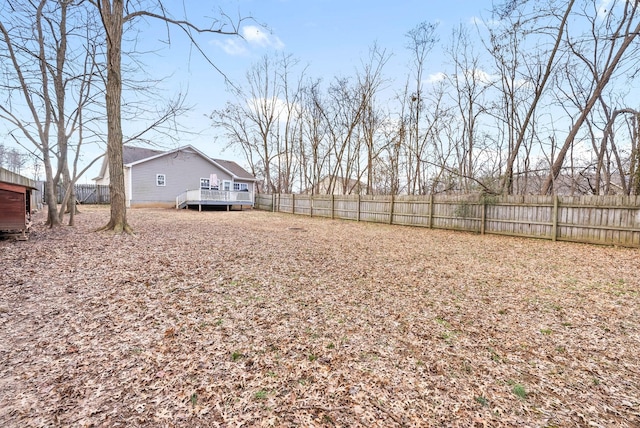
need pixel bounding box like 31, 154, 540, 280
255, 193, 640, 248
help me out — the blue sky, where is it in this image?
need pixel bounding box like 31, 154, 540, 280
183, 0, 494, 98
90, 0, 495, 181
2, 1, 496, 181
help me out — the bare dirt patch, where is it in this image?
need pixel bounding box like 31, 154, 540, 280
1, 206, 639, 427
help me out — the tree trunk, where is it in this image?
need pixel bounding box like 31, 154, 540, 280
43, 157, 60, 227
96, 0, 132, 234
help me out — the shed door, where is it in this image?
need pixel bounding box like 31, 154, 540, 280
0, 189, 26, 231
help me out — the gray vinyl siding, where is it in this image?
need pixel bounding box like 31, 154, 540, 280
129, 150, 233, 204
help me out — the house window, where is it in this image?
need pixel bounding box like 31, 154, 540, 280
233, 182, 248, 191
200, 178, 210, 189
222, 180, 231, 191
156, 174, 166, 186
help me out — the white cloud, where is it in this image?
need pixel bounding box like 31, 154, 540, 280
245, 97, 300, 123
465, 68, 495, 85
242, 25, 285, 50
213, 25, 285, 56
214, 38, 249, 56
597, 0, 613, 18
427, 72, 447, 84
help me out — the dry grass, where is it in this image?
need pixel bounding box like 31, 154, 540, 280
1, 205, 639, 427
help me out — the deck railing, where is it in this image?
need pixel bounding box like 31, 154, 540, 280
176, 189, 253, 208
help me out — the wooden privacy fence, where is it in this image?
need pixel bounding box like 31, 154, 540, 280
41, 182, 111, 204
255, 193, 640, 247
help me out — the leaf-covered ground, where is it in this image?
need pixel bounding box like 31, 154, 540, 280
1, 206, 639, 427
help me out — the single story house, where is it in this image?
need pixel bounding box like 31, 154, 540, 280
93, 145, 257, 209
0, 167, 37, 237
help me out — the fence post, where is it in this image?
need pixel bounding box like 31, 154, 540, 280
389, 194, 395, 225
331, 194, 335, 220
357, 194, 361, 222
310, 195, 313, 217
552, 195, 559, 241
481, 198, 486, 235
292, 193, 295, 214
429, 194, 434, 229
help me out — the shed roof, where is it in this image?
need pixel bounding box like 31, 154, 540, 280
0, 167, 37, 189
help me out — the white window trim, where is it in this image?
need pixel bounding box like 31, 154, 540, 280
233, 182, 248, 191
222, 180, 231, 191
156, 174, 166, 187
200, 178, 210, 189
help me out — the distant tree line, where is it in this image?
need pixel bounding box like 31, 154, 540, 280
0, 143, 31, 175
212, 0, 640, 197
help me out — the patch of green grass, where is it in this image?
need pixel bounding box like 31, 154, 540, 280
475, 395, 488, 407
540, 328, 553, 335
511, 382, 527, 400
435, 317, 450, 328
322, 415, 334, 424
441, 331, 454, 341
190, 392, 198, 407
254, 390, 268, 400
215, 319, 223, 326
488, 347, 501, 362
308, 353, 318, 362
231, 351, 243, 361
498, 309, 508, 315
326, 342, 335, 349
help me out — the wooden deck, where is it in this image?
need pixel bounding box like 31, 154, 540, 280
176, 189, 254, 210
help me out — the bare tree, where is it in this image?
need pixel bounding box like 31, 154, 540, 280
542, 0, 640, 194
212, 54, 282, 193
445, 24, 491, 192
90, 0, 244, 233
357, 44, 391, 194
316, 76, 367, 194
404, 21, 438, 195
489, 0, 575, 194
299, 79, 330, 194
630, 113, 640, 195
0, 0, 103, 226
